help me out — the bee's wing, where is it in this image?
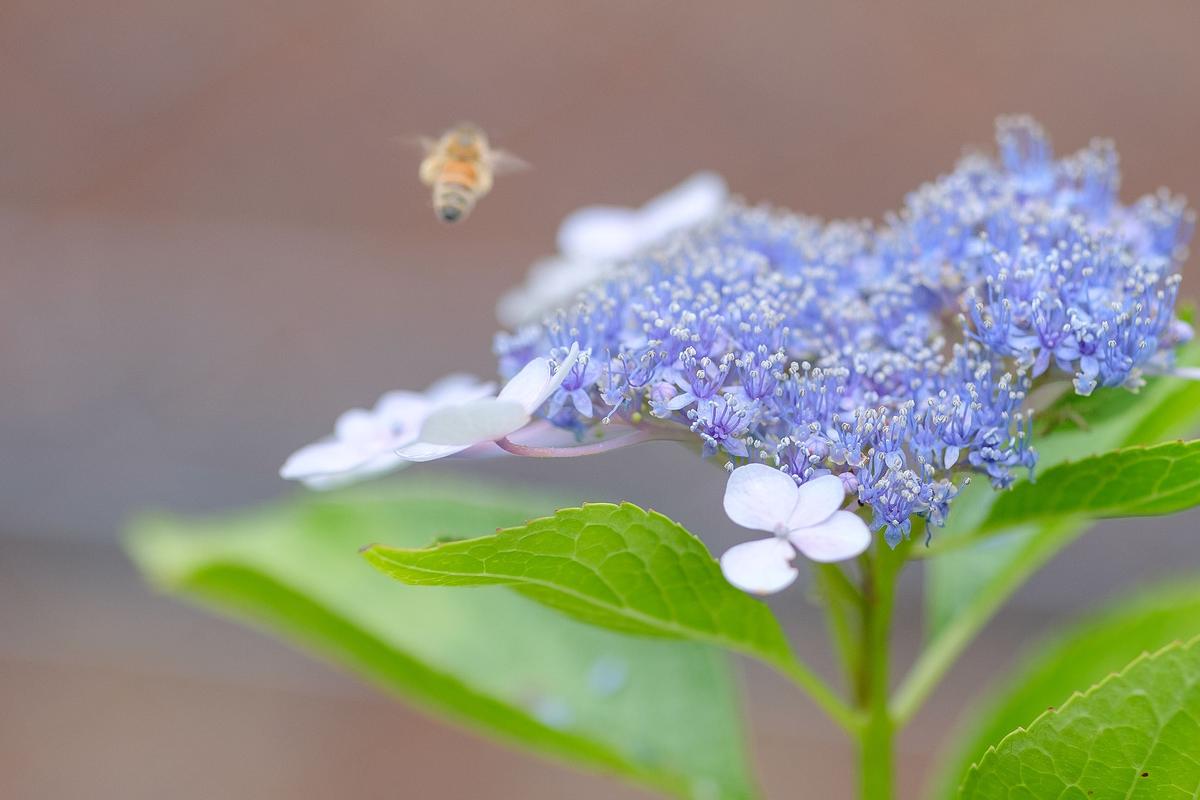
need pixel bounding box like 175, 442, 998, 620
393, 135, 439, 155
393, 135, 443, 185
490, 149, 531, 175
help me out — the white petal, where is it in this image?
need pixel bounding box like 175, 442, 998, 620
370, 394, 430, 437
719, 537, 799, 595
495, 287, 537, 329
393, 440, 470, 462
283, 378, 502, 484
785, 474, 846, 529
422, 374, 496, 404
300, 452, 407, 490
332, 408, 382, 442
722, 463, 800, 533
300, 472, 365, 491
634, 172, 727, 246
280, 439, 372, 480
533, 343, 581, 408
557, 207, 642, 261
497, 343, 582, 412
557, 173, 727, 261
495, 257, 609, 328
495, 175, 725, 328
497, 358, 553, 409
353, 450, 406, 476
789, 511, 872, 563
417, 398, 530, 446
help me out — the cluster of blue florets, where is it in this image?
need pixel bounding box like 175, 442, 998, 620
495, 117, 1194, 545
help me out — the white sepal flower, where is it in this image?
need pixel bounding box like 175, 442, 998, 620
395, 343, 582, 462
719, 464, 872, 595
556, 171, 728, 261
280, 375, 494, 490
496, 172, 727, 327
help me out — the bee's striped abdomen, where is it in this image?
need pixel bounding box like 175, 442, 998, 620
433, 179, 476, 223
432, 158, 485, 223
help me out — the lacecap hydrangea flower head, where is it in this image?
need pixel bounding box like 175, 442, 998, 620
284, 117, 1194, 595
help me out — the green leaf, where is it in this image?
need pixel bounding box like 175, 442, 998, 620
924, 322, 1200, 633
974, 440, 1200, 536
925, 367, 1200, 639
958, 636, 1200, 799
931, 578, 1200, 799
910, 335, 1200, 724
127, 481, 759, 800
363, 503, 796, 671
1039, 379, 1153, 434
364, 502, 859, 731
1036, 306, 1200, 447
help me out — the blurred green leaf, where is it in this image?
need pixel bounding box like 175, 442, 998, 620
1039, 379, 1150, 433
363, 502, 796, 672
930, 578, 1200, 799
1039, 307, 1200, 441
127, 482, 759, 800
364, 501, 859, 731
911, 337, 1200, 724
958, 637, 1200, 799
925, 332, 1200, 640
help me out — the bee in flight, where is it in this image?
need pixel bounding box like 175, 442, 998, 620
417, 123, 526, 223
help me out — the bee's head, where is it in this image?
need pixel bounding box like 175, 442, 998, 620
438, 206, 463, 223
452, 123, 485, 147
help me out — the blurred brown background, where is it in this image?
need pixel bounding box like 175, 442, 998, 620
3, 1, 1199, 798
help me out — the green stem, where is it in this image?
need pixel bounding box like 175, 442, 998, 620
859, 710, 894, 800
815, 562, 863, 686
855, 540, 905, 800
909, 528, 1000, 558
771, 653, 864, 734
891, 519, 1084, 724
818, 560, 865, 610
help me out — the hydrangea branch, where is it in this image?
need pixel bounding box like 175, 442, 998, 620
891, 518, 1083, 725
278, 117, 1197, 799
814, 562, 865, 686
857, 537, 908, 800
767, 652, 865, 735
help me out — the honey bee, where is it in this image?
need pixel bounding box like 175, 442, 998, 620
417, 123, 526, 223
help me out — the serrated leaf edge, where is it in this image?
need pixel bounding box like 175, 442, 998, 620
982, 439, 1200, 531
362, 500, 797, 670
127, 507, 760, 800
364, 501, 677, 551
959, 634, 1200, 796
929, 576, 1200, 800
1006, 439, 1192, 499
